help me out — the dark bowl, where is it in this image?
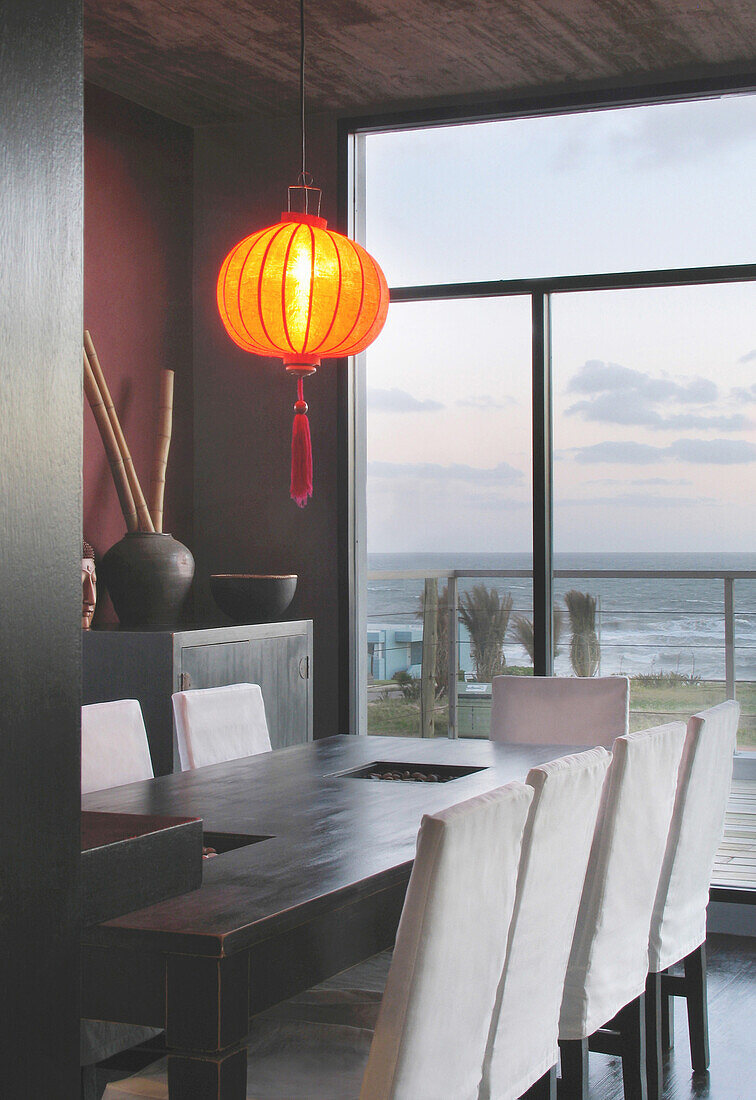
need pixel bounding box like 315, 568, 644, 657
210, 574, 298, 624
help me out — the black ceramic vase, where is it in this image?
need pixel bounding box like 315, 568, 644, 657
101, 532, 195, 628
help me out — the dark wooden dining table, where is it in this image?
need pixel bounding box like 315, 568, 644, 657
81, 734, 572, 1099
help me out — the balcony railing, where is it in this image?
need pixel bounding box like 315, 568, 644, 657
366, 568, 755, 750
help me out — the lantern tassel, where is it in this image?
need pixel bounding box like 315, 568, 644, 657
291, 377, 313, 507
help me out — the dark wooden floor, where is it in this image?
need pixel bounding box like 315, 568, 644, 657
94, 933, 754, 1099
589, 935, 755, 1100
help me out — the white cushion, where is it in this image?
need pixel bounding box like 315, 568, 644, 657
480, 747, 610, 1100
649, 700, 740, 973
81, 699, 154, 794
80, 698, 160, 1060
172, 683, 271, 770
360, 782, 533, 1100
559, 722, 686, 1040
491, 675, 629, 748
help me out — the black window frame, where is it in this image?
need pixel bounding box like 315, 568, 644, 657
336, 73, 756, 733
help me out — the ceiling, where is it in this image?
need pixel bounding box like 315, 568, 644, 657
84, 0, 756, 127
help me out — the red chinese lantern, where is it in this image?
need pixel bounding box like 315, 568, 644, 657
217, 207, 389, 506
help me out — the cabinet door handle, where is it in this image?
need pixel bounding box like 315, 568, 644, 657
298, 656, 310, 679
179, 672, 192, 690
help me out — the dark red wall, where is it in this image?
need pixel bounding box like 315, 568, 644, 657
84, 85, 193, 621
84, 90, 345, 735
193, 113, 343, 738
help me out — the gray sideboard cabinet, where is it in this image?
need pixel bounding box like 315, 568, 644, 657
83, 621, 313, 775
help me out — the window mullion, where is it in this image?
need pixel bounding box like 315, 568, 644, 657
532, 292, 553, 676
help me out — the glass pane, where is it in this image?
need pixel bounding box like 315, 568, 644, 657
366, 298, 533, 737
552, 282, 756, 747
365, 94, 756, 286
736, 579, 756, 750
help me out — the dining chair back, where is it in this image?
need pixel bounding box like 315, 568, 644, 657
560, 722, 686, 1039
81, 699, 154, 794
103, 782, 535, 1100
558, 722, 686, 1099
172, 682, 271, 770
649, 700, 740, 973
360, 782, 534, 1099
644, 700, 740, 1095
490, 675, 629, 747
479, 747, 611, 1100
80, 698, 161, 1081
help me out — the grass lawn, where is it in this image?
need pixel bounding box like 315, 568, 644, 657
367, 696, 448, 738
629, 679, 755, 747
367, 677, 756, 749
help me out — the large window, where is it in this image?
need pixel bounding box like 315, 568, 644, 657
365, 95, 756, 286
352, 90, 756, 749
365, 298, 532, 737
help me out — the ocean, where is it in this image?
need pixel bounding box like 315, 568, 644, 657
367, 552, 756, 681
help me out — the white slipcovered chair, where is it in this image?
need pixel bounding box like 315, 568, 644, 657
81, 698, 155, 794
644, 700, 740, 1099
490, 674, 629, 748
104, 782, 534, 1100
80, 700, 162, 1096
172, 682, 271, 770
558, 722, 687, 1100
479, 746, 611, 1100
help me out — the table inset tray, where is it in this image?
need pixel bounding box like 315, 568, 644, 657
329, 760, 488, 783
81, 811, 203, 926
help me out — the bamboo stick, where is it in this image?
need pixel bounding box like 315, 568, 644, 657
83, 351, 139, 533
148, 369, 174, 533
83, 330, 155, 533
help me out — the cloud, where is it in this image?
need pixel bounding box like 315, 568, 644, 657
568, 396, 750, 431
558, 494, 719, 508
617, 100, 756, 169
553, 97, 756, 174
739, 350, 756, 363
567, 360, 721, 429
571, 438, 756, 466
368, 460, 524, 485
666, 438, 756, 465
455, 394, 514, 410
461, 496, 530, 511
368, 387, 444, 413
588, 477, 693, 487
572, 442, 661, 465
567, 360, 716, 404
564, 360, 744, 430
733, 383, 756, 404
631, 477, 693, 487
567, 391, 662, 426
654, 412, 753, 432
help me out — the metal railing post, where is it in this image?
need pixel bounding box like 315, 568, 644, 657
448, 576, 458, 739
724, 577, 735, 700
420, 578, 438, 738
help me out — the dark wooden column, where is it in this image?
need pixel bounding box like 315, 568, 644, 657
0, 0, 83, 1091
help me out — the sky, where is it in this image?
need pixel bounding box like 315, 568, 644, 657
362, 94, 756, 554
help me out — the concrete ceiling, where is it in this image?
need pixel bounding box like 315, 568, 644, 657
84, 0, 756, 127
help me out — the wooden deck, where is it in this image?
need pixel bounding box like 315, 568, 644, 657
712, 780, 756, 894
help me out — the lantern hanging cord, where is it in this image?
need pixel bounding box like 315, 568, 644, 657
300, 0, 306, 184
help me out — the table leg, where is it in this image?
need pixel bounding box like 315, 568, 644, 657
165, 953, 249, 1100
167, 1046, 247, 1099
